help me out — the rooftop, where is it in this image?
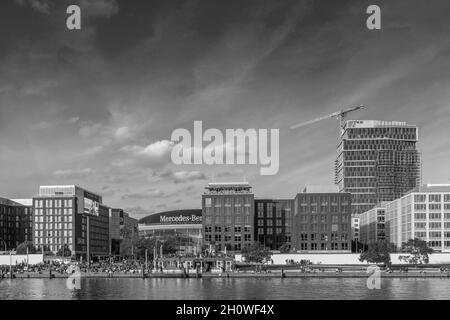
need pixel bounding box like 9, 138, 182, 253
408, 184, 450, 193
301, 185, 340, 193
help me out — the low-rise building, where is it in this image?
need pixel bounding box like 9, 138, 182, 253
359, 204, 387, 245
0, 198, 33, 251
385, 184, 450, 252
293, 185, 352, 252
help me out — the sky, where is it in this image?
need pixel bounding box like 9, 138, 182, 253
1, 0, 450, 219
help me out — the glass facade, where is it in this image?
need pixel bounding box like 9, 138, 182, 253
335, 120, 421, 215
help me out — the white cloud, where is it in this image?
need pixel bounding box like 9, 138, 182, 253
79, 122, 103, 138
114, 126, 132, 140
14, 0, 50, 14
53, 168, 95, 179
173, 171, 207, 183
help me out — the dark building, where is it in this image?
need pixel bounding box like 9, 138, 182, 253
202, 182, 254, 252
33, 185, 109, 259
0, 198, 33, 251
110, 208, 139, 256
335, 120, 421, 215
254, 199, 293, 251
294, 186, 352, 252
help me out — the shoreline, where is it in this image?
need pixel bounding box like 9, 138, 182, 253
2, 271, 450, 279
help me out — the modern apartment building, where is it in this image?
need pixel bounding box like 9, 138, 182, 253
254, 199, 294, 251
335, 120, 421, 215
32, 185, 110, 259
0, 198, 33, 251
385, 184, 450, 252
359, 204, 387, 245
202, 182, 254, 252
293, 186, 352, 252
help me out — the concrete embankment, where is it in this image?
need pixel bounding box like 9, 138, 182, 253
4, 271, 450, 279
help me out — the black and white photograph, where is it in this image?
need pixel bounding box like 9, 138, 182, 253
1, 0, 450, 308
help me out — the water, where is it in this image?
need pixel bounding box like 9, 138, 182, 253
1, 278, 450, 300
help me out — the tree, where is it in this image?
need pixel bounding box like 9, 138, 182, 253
16, 241, 37, 254
241, 243, 271, 264
56, 244, 72, 257
279, 243, 290, 253
398, 238, 433, 265
359, 240, 396, 266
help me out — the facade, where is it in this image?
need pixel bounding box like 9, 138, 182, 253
294, 186, 352, 252
0, 198, 33, 251
110, 208, 139, 255
139, 210, 202, 255
254, 199, 294, 251
335, 120, 421, 215
385, 184, 450, 252
202, 183, 254, 252
359, 204, 386, 245
351, 217, 360, 243
32, 185, 109, 259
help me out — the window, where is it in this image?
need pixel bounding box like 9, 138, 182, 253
215, 226, 221, 233
429, 194, 441, 203
205, 198, 212, 207
234, 226, 241, 233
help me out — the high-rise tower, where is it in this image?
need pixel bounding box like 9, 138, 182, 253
335, 120, 421, 215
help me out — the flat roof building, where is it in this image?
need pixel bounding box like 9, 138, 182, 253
33, 185, 109, 259
385, 184, 450, 252
359, 203, 387, 245
335, 120, 421, 215
0, 198, 33, 251
202, 182, 254, 252
294, 186, 352, 252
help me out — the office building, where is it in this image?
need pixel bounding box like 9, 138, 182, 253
359, 204, 387, 245
202, 182, 254, 252
254, 199, 293, 251
32, 185, 110, 259
0, 198, 33, 251
294, 185, 352, 252
335, 120, 421, 215
351, 217, 360, 242
385, 184, 450, 252
139, 209, 202, 255
110, 208, 139, 255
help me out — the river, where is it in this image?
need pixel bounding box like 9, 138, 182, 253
1, 277, 449, 299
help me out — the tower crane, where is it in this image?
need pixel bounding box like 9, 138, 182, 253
290, 105, 365, 131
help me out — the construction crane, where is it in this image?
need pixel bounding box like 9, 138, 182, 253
290, 105, 365, 130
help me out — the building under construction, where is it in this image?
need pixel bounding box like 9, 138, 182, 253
335, 120, 421, 215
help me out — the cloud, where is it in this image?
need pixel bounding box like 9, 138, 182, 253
124, 206, 155, 218
150, 169, 208, 184
114, 126, 132, 140
15, 0, 51, 14
79, 0, 119, 19
120, 140, 174, 167
53, 168, 95, 179
172, 171, 207, 183
79, 122, 103, 138
121, 189, 165, 200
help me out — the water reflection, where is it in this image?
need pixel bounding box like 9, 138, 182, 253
1, 278, 449, 300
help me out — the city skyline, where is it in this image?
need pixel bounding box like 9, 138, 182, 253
1, 0, 450, 219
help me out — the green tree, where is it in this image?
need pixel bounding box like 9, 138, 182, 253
398, 238, 433, 265
16, 241, 37, 254
359, 240, 396, 266
241, 243, 271, 264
